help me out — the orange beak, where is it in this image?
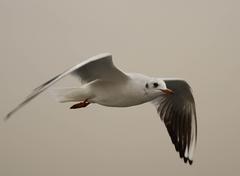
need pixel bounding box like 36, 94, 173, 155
160, 88, 174, 95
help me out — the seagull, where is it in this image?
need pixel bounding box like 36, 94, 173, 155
5, 53, 197, 165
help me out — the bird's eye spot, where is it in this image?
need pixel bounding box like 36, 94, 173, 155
153, 82, 159, 88
145, 83, 149, 88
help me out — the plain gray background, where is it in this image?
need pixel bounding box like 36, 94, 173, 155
0, 0, 240, 175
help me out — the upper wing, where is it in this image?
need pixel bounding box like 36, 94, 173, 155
72, 53, 128, 83
5, 53, 128, 120
152, 79, 197, 165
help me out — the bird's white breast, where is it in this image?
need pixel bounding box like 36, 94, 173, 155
89, 74, 152, 107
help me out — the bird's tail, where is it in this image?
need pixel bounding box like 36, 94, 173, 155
50, 87, 88, 103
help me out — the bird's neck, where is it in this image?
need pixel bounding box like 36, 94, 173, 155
126, 73, 157, 101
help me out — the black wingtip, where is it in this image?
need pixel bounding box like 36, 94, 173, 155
174, 144, 179, 152
182, 157, 193, 165
184, 157, 188, 163
4, 113, 11, 122
179, 151, 184, 158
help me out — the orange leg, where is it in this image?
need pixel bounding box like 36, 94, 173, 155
70, 99, 90, 109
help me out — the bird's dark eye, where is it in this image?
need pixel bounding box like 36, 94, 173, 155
145, 83, 149, 88
153, 82, 159, 88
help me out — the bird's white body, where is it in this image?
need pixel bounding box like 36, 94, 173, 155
56, 73, 162, 107
90, 73, 159, 107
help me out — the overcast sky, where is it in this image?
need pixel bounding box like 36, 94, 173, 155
0, 0, 240, 176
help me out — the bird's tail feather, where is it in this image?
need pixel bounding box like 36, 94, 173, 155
50, 87, 87, 103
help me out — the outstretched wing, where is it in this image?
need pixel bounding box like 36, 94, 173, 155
71, 53, 128, 83
5, 53, 128, 120
152, 79, 197, 165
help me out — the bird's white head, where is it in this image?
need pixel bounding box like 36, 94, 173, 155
144, 78, 174, 97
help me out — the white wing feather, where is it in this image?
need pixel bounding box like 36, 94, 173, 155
5, 53, 128, 120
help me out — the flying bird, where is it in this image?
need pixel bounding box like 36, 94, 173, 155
5, 53, 197, 165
